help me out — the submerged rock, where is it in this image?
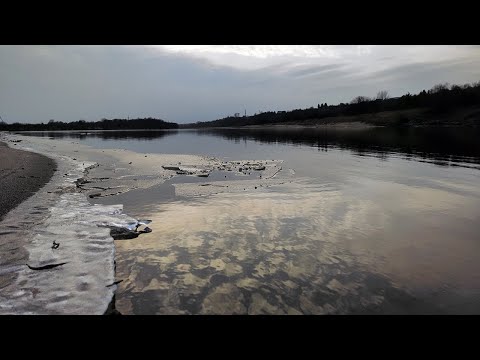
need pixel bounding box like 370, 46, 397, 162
108, 219, 153, 240
109, 227, 140, 240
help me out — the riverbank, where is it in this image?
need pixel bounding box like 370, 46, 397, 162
0, 141, 56, 221
0, 133, 137, 314
256, 106, 480, 128
243, 121, 376, 130
184, 105, 480, 129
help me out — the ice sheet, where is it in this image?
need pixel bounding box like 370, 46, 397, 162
0, 133, 137, 314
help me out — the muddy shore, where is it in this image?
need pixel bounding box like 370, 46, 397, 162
0, 141, 56, 221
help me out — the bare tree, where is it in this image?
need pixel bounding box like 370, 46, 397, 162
351, 96, 371, 104
429, 83, 450, 94
376, 90, 389, 100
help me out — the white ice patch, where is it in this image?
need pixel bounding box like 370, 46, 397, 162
0, 133, 138, 314
0, 194, 137, 315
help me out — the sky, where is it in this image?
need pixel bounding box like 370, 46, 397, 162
1, 45, 479, 124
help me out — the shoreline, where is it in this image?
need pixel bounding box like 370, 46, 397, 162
181, 105, 480, 129
242, 121, 377, 130
0, 133, 136, 314
0, 141, 56, 221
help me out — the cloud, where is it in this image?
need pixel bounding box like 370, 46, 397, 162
287, 64, 347, 78
0, 45, 479, 123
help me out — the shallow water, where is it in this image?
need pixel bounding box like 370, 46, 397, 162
20, 128, 480, 314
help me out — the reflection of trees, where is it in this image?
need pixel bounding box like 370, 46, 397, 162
192, 128, 480, 167
18, 128, 480, 169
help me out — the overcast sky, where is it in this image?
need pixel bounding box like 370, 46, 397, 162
1, 45, 479, 124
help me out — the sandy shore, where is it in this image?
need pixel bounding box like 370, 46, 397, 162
0, 141, 56, 221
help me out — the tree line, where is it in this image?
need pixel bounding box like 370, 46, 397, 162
0, 117, 179, 131
183, 81, 480, 128
1, 81, 479, 131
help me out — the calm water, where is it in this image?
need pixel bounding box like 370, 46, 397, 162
22, 128, 480, 314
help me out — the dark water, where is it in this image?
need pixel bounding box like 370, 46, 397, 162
21, 128, 480, 314
20, 127, 480, 167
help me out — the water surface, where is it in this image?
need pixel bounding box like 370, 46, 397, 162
21, 127, 480, 314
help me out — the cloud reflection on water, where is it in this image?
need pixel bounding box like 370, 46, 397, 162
114, 178, 480, 314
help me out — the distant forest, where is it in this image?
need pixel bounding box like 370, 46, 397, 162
0, 117, 178, 131
183, 81, 480, 128
1, 81, 480, 131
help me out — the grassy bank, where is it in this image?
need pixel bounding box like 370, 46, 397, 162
241, 106, 480, 128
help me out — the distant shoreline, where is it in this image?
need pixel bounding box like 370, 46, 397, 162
3, 105, 480, 135
242, 122, 377, 130
182, 106, 480, 129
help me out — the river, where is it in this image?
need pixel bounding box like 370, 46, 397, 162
18, 127, 480, 314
